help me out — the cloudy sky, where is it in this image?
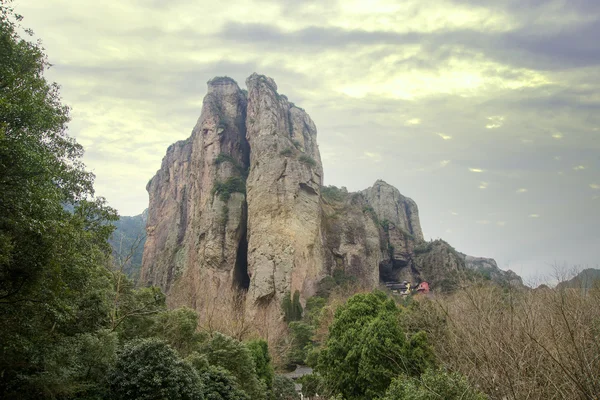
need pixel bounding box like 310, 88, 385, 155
15, 0, 599, 283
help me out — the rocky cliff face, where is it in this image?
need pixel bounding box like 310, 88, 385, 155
140, 74, 521, 321
141, 77, 249, 310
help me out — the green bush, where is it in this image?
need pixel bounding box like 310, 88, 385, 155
317, 291, 436, 399
212, 177, 246, 202
298, 155, 316, 167
109, 338, 203, 400
383, 369, 487, 400
291, 139, 302, 149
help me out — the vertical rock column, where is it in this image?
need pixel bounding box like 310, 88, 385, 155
244, 74, 324, 312
141, 77, 249, 308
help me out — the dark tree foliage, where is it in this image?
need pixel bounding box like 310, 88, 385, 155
0, 3, 276, 400
109, 338, 204, 400
282, 290, 303, 322
201, 333, 266, 399
383, 369, 487, 400
272, 375, 300, 400
247, 339, 275, 393
199, 366, 250, 400
316, 291, 436, 400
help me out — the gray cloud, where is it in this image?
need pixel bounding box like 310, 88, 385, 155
15, 0, 599, 282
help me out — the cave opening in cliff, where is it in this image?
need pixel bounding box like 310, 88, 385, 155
233, 231, 249, 290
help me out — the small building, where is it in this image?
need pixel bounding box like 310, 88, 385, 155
416, 281, 430, 294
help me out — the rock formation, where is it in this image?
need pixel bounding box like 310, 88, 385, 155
140, 74, 522, 322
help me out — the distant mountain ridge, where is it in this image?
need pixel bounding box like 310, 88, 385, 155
109, 209, 147, 281
556, 268, 600, 291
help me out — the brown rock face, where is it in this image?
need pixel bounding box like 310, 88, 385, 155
140, 73, 520, 323
141, 77, 249, 309
244, 74, 324, 310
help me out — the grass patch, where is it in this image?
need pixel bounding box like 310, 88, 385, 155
299, 155, 317, 167
292, 139, 302, 149
280, 148, 293, 157
212, 177, 246, 202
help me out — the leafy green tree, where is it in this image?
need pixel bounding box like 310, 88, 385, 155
246, 339, 274, 393
288, 321, 313, 364
383, 369, 487, 400
109, 338, 204, 400
0, 2, 125, 397
152, 307, 207, 357
199, 366, 250, 400
201, 332, 266, 399
316, 291, 435, 399
272, 376, 299, 400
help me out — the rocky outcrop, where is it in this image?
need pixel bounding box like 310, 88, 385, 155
460, 254, 524, 287
244, 74, 324, 309
140, 73, 522, 323
141, 77, 249, 309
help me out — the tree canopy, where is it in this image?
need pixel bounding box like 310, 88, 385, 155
316, 290, 436, 399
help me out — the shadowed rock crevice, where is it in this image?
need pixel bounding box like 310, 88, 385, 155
233, 231, 249, 290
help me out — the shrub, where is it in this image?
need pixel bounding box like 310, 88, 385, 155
109, 338, 203, 400
298, 155, 316, 167
212, 177, 246, 202
321, 185, 346, 202
279, 148, 293, 157
291, 140, 302, 149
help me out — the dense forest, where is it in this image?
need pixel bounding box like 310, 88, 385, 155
1, 1, 599, 399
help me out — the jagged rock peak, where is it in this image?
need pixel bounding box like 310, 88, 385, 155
207, 76, 241, 94
246, 73, 277, 91
362, 179, 424, 242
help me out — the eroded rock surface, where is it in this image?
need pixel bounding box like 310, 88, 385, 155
139, 73, 522, 323
244, 73, 324, 310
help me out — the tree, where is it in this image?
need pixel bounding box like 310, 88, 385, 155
109, 338, 204, 400
383, 369, 487, 400
201, 332, 266, 399
246, 339, 274, 393
199, 366, 250, 400
271, 376, 300, 400
316, 291, 435, 399
282, 290, 303, 322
